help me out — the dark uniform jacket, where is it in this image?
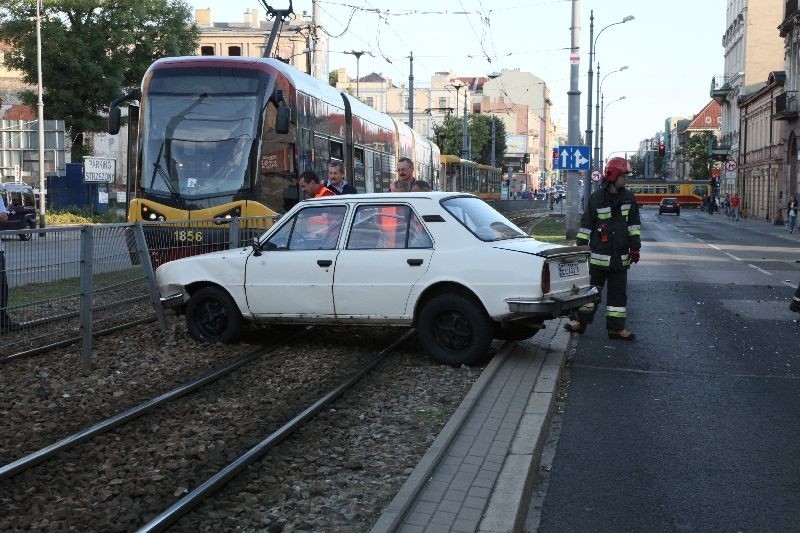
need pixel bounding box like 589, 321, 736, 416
326, 181, 358, 195
576, 185, 641, 270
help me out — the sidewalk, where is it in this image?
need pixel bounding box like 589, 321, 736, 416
372, 318, 572, 533
702, 207, 800, 243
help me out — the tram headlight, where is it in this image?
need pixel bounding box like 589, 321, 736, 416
141, 204, 166, 222
212, 206, 242, 224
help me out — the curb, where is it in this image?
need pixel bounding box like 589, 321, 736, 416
478, 321, 572, 533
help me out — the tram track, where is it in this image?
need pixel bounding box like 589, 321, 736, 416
1, 325, 463, 531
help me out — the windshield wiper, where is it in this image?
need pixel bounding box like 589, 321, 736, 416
149, 141, 179, 198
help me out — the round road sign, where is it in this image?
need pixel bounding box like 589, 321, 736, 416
591, 170, 602, 182
725, 160, 737, 172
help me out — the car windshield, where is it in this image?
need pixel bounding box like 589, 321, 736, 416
663, 199, 677, 205
442, 196, 527, 241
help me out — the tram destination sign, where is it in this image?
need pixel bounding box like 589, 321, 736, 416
84, 157, 116, 183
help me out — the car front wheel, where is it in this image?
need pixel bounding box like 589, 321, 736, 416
18, 220, 34, 241
417, 293, 492, 366
186, 286, 243, 343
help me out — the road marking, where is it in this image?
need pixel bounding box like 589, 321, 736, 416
748, 263, 773, 276
708, 243, 742, 261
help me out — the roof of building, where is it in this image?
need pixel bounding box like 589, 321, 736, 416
685, 100, 721, 131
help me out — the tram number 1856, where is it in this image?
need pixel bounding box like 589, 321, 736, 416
174, 230, 204, 243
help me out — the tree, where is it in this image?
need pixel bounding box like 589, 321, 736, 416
674, 131, 715, 180
0, 0, 198, 161
328, 70, 338, 87
431, 113, 507, 166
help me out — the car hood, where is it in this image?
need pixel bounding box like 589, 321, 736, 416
155, 247, 251, 286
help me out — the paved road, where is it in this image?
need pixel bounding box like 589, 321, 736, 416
529, 207, 800, 531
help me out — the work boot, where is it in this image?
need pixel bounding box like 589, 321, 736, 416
564, 321, 586, 334
607, 328, 636, 341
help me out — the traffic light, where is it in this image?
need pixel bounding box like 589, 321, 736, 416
523, 153, 530, 164
658, 143, 665, 157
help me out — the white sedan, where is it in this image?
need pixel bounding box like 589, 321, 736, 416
156, 193, 597, 366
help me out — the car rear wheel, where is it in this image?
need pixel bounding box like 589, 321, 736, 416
493, 322, 542, 341
417, 293, 492, 366
18, 220, 33, 241
186, 286, 243, 343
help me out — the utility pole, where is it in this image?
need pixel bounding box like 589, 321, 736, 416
36, 0, 45, 231
461, 83, 469, 159
408, 52, 414, 127
311, 0, 321, 80
584, 10, 595, 210
491, 115, 496, 168
565, 0, 580, 239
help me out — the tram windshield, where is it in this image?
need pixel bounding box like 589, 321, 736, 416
140, 68, 268, 199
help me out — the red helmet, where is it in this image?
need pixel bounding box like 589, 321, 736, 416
604, 157, 630, 183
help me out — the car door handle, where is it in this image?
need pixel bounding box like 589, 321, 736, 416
317, 259, 332, 267
407, 258, 424, 266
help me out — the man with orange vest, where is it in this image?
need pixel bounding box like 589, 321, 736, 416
299, 171, 335, 198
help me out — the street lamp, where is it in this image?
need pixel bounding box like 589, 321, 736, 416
584, 11, 634, 204
449, 81, 466, 121
600, 95, 626, 166
343, 50, 372, 98
594, 65, 628, 168
449, 80, 469, 159
36, 0, 46, 231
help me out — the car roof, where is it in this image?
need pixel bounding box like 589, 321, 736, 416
300, 191, 475, 203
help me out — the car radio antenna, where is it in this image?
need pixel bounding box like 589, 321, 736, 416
258, 1, 295, 59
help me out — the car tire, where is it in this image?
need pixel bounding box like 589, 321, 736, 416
493, 322, 542, 341
417, 292, 492, 367
186, 286, 243, 343
18, 220, 33, 241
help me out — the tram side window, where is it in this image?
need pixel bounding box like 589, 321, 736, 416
330, 141, 343, 161
315, 135, 330, 176
668, 185, 680, 194
353, 147, 366, 192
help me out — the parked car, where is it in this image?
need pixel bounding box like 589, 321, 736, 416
156, 193, 597, 366
659, 197, 680, 215
0, 182, 37, 240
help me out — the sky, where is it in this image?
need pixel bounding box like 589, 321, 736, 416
188, 0, 725, 156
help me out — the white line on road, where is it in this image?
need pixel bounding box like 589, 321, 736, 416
707, 243, 742, 261
748, 263, 773, 276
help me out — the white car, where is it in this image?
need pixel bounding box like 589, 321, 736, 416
156, 193, 597, 366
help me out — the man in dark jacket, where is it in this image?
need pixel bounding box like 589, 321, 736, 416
564, 157, 641, 340
325, 160, 357, 195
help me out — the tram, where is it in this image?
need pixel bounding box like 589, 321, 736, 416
438, 155, 502, 200
626, 179, 711, 207
107, 56, 441, 262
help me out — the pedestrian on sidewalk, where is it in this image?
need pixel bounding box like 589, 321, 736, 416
565, 157, 641, 341
723, 193, 731, 217
730, 193, 741, 221
791, 283, 800, 314
787, 195, 798, 234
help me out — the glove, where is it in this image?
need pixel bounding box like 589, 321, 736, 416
628, 249, 640, 264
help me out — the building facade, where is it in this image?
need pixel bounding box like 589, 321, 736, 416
711, 0, 784, 194
777, 0, 800, 206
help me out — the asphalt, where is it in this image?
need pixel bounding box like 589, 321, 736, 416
370, 207, 799, 533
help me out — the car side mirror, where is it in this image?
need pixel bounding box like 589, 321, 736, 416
251, 236, 262, 256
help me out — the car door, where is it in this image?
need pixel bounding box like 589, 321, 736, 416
245, 204, 346, 317
333, 204, 434, 319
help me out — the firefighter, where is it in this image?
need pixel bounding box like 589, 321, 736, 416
565, 157, 641, 340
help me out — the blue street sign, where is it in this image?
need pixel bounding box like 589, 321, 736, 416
553, 145, 590, 170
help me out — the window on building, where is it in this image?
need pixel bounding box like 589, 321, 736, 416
438, 97, 447, 109
200, 46, 215, 56
404, 97, 409, 110
365, 96, 374, 107
228, 46, 242, 56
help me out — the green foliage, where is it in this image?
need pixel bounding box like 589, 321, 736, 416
431, 114, 507, 166
46, 207, 123, 225
531, 216, 569, 245
674, 132, 715, 180
328, 70, 338, 86
0, 0, 199, 157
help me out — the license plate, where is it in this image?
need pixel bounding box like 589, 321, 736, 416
558, 262, 580, 277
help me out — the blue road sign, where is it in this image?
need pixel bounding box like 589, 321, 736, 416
553, 145, 590, 170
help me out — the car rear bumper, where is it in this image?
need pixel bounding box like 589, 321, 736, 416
505, 286, 599, 317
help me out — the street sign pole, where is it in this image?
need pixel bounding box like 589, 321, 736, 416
565, 0, 581, 240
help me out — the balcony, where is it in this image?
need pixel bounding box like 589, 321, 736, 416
775, 91, 798, 121
780, 0, 799, 36
710, 75, 732, 104
708, 133, 734, 160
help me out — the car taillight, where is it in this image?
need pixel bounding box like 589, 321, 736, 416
541, 262, 551, 294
